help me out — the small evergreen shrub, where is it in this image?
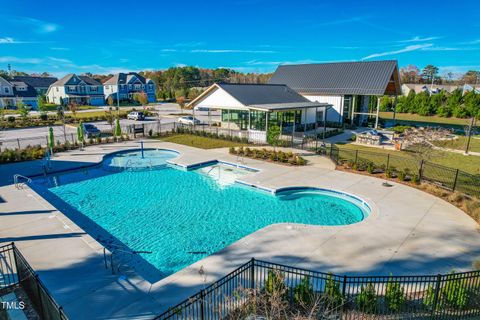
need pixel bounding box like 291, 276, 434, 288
356, 283, 378, 313
385, 275, 405, 312
293, 276, 314, 307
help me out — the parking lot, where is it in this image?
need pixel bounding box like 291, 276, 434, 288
0, 106, 220, 150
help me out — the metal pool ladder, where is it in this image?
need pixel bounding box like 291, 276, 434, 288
13, 174, 32, 189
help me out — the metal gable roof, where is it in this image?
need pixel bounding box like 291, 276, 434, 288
268, 60, 400, 96
216, 83, 314, 106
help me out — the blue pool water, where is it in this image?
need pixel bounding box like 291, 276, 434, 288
36, 149, 369, 278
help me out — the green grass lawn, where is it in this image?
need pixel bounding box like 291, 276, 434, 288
160, 134, 248, 149
380, 112, 472, 126
336, 143, 480, 175
431, 136, 480, 153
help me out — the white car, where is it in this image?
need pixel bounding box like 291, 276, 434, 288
127, 111, 145, 121
178, 116, 201, 125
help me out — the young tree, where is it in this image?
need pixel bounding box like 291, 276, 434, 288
133, 92, 148, 110
107, 96, 114, 108
38, 94, 48, 115
17, 100, 29, 124
176, 96, 186, 113
69, 101, 78, 120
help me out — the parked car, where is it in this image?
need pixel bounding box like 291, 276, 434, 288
127, 111, 145, 121
82, 123, 101, 138
194, 106, 210, 112
178, 116, 201, 125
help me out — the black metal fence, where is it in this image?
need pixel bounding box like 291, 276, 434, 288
330, 145, 480, 199
0, 243, 67, 319
155, 258, 480, 319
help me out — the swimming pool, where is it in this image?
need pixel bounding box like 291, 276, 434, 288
34, 149, 370, 279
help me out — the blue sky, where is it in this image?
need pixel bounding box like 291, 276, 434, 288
1, 0, 479, 77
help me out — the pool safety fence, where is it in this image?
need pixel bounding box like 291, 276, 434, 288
0, 243, 67, 320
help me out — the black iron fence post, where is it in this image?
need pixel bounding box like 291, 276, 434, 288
354, 150, 359, 166
386, 154, 390, 170
17, 138, 21, 149
453, 169, 459, 191
200, 289, 206, 320
341, 275, 347, 317
250, 258, 255, 289
431, 274, 442, 318
419, 160, 424, 181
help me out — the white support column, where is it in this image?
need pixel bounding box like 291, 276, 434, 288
265, 111, 268, 133
303, 107, 307, 136
375, 96, 380, 128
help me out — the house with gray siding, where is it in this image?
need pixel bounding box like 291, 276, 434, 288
46, 74, 104, 106
103, 72, 155, 103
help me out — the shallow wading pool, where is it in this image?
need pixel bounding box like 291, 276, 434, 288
33, 149, 370, 279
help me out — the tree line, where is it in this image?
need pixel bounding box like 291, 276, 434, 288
400, 64, 479, 85
381, 89, 480, 118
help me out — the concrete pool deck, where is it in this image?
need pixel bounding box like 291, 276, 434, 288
1, 140, 479, 319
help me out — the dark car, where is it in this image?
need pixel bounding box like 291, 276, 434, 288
82, 123, 101, 138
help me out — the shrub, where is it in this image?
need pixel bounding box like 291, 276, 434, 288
293, 276, 314, 308
265, 270, 288, 300
39, 113, 48, 121
229, 147, 236, 154
412, 173, 420, 185
366, 162, 375, 174
96, 136, 101, 144
385, 276, 405, 312
398, 170, 406, 181
7, 116, 15, 123
324, 273, 343, 308
356, 283, 378, 313
148, 129, 153, 137
424, 274, 470, 311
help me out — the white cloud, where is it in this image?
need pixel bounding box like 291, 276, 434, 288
50, 47, 69, 51
398, 36, 440, 43
47, 57, 72, 63
15, 17, 59, 33
0, 37, 17, 44
0, 56, 43, 64
362, 44, 433, 60
462, 39, 480, 45
191, 49, 275, 53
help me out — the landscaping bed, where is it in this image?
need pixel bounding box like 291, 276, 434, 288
230, 146, 307, 165
159, 134, 248, 149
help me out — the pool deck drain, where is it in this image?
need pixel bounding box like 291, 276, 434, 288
1, 140, 479, 319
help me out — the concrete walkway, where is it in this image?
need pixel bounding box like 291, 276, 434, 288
1, 140, 479, 319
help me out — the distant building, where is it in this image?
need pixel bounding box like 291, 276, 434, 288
0, 76, 15, 108
401, 83, 459, 95
46, 74, 104, 106
268, 60, 401, 128
0, 76, 39, 109
12, 76, 58, 95
103, 72, 156, 104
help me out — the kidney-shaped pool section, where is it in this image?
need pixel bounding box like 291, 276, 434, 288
33, 149, 370, 279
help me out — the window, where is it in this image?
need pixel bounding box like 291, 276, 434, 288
4, 87, 10, 94
90, 86, 98, 92
343, 95, 353, 123
249, 110, 267, 131
134, 84, 141, 90
68, 86, 76, 91
105, 85, 109, 90
149, 84, 154, 91
56, 87, 59, 92
129, 84, 133, 90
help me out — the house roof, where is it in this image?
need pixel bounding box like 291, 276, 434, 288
12, 76, 57, 88
11, 81, 38, 98
189, 83, 329, 111
268, 60, 401, 96
51, 74, 102, 86
103, 72, 150, 85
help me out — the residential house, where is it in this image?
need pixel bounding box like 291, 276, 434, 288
402, 83, 459, 95
268, 60, 402, 128
12, 76, 58, 95
103, 72, 155, 104
187, 83, 330, 143
0, 76, 39, 109
0, 76, 15, 108
46, 74, 104, 106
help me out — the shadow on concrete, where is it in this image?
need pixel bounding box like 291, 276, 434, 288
0, 209, 56, 216
1, 232, 85, 242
